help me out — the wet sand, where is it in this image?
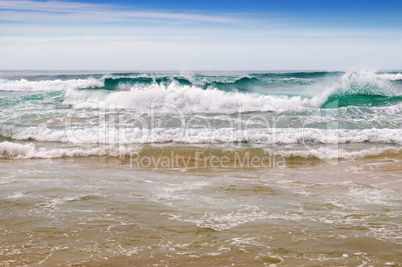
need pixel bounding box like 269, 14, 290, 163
0, 153, 401, 266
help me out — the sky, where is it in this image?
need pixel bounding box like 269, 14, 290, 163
0, 0, 401, 70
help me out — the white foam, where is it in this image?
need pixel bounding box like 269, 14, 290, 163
376, 73, 402, 81
338, 70, 397, 96
63, 83, 321, 113
0, 136, 399, 161
0, 141, 139, 159
168, 208, 269, 231
8, 192, 25, 199
2, 124, 402, 146
0, 141, 35, 158
305, 70, 399, 108
0, 78, 103, 92
1, 125, 70, 143
276, 146, 402, 160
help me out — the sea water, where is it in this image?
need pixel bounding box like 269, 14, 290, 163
0, 70, 401, 265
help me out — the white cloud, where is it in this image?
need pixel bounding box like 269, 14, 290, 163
0, 0, 238, 24
1, 0, 401, 70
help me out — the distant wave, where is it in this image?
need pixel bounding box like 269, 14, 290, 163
0, 71, 399, 115
320, 70, 401, 107
62, 84, 316, 113
103, 76, 192, 90
323, 94, 402, 107
0, 78, 103, 92
60, 70, 400, 113
0, 70, 400, 116
204, 77, 265, 92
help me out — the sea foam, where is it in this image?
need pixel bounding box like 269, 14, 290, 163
0, 140, 400, 160
0, 78, 103, 92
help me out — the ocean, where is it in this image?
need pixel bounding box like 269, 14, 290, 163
0, 70, 401, 266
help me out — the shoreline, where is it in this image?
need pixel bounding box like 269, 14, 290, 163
1, 147, 401, 182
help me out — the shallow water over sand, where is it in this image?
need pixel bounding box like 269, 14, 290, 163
1, 156, 401, 266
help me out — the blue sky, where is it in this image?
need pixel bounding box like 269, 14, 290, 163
1, 0, 401, 70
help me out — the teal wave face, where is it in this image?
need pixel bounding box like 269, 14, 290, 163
320, 72, 402, 107
99, 73, 332, 92
323, 94, 402, 108
103, 76, 192, 90
0, 91, 64, 108
250, 71, 343, 79
204, 77, 265, 92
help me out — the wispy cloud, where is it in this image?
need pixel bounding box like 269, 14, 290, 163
0, 0, 238, 24
1, 0, 401, 70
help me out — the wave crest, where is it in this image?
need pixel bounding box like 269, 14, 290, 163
0, 78, 103, 92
